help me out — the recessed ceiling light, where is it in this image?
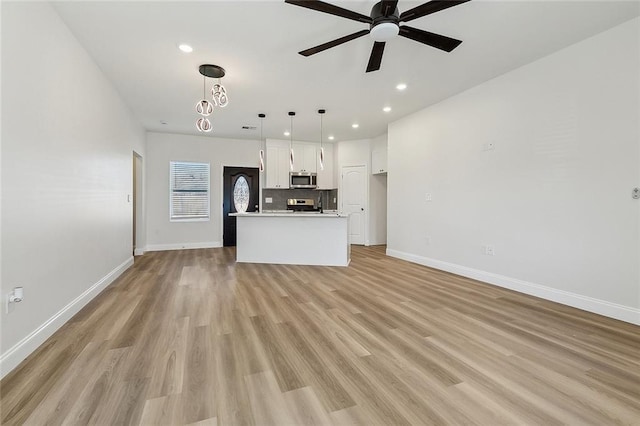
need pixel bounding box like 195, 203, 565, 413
328, 136, 335, 141
383, 106, 391, 112
352, 123, 359, 129
396, 83, 407, 91
178, 44, 193, 53
284, 131, 290, 136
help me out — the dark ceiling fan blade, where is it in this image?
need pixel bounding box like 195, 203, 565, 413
399, 26, 462, 52
400, 0, 471, 23
366, 42, 386, 73
299, 29, 370, 56
285, 0, 372, 24
380, 0, 399, 17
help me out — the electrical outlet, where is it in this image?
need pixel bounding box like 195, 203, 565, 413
265, 197, 273, 203
483, 142, 495, 151
425, 236, 431, 245
484, 245, 495, 256
425, 193, 432, 202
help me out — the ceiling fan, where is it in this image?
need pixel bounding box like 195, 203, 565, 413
285, 0, 471, 72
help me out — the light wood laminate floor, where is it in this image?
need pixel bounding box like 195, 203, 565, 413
1, 246, 639, 425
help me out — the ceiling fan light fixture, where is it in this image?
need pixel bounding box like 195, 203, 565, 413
370, 22, 399, 42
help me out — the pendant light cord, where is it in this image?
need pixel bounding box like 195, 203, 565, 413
320, 113, 323, 149
260, 115, 264, 152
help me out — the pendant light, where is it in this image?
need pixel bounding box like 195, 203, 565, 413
258, 113, 266, 172
318, 109, 326, 171
195, 76, 213, 132
288, 112, 295, 171
195, 64, 228, 132
212, 79, 229, 107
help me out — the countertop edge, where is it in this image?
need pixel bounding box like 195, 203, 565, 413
230, 212, 348, 218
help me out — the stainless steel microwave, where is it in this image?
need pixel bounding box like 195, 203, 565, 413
290, 172, 317, 189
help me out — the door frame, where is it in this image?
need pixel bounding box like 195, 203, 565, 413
340, 163, 369, 246
219, 164, 262, 246
133, 151, 144, 256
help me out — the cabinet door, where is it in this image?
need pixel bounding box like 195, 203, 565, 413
266, 145, 290, 188
292, 143, 318, 173
372, 148, 387, 174
292, 143, 304, 172
317, 144, 334, 189
277, 147, 290, 188
266, 145, 280, 188
303, 145, 317, 173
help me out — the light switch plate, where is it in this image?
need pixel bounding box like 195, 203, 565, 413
265, 197, 273, 203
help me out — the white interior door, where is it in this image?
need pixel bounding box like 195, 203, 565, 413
342, 165, 366, 245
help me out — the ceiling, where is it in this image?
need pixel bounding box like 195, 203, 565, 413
52, 1, 640, 143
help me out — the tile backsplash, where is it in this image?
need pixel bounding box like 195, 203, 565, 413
263, 188, 338, 211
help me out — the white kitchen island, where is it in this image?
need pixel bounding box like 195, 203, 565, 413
230, 212, 350, 266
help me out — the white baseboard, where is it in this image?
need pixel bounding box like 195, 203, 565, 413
144, 241, 222, 252
386, 249, 640, 326
0, 257, 134, 379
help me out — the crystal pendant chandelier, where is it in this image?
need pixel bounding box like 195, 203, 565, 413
196, 116, 212, 132
195, 76, 213, 132
212, 82, 229, 108
195, 64, 229, 132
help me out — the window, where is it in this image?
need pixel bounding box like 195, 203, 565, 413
170, 161, 210, 221
233, 175, 250, 213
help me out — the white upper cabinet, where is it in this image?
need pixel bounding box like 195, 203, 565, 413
371, 133, 388, 174
292, 142, 317, 173
266, 139, 334, 188
266, 140, 290, 188
317, 143, 334, 189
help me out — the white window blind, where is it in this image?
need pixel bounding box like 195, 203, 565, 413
170, 161, 210, 221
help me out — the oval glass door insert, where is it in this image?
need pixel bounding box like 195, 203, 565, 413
233, 175, 250, 213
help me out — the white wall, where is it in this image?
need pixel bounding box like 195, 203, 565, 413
145, 132, 260, 250
370, 134, 388, 245
1, 2, 146, 376
387, 18, 640, 324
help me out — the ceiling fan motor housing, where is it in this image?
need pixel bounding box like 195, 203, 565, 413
369, 2, 400, 42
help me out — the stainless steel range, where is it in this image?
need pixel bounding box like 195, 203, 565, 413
287, 198, 316, 212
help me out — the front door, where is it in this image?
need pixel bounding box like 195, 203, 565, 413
342, 165, 366, 245
223, 167, 259, 246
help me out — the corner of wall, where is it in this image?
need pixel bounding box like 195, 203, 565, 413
0, 257, 134, 378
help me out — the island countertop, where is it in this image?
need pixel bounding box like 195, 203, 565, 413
231, 211, 350, 266
230, 211, 347, 218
